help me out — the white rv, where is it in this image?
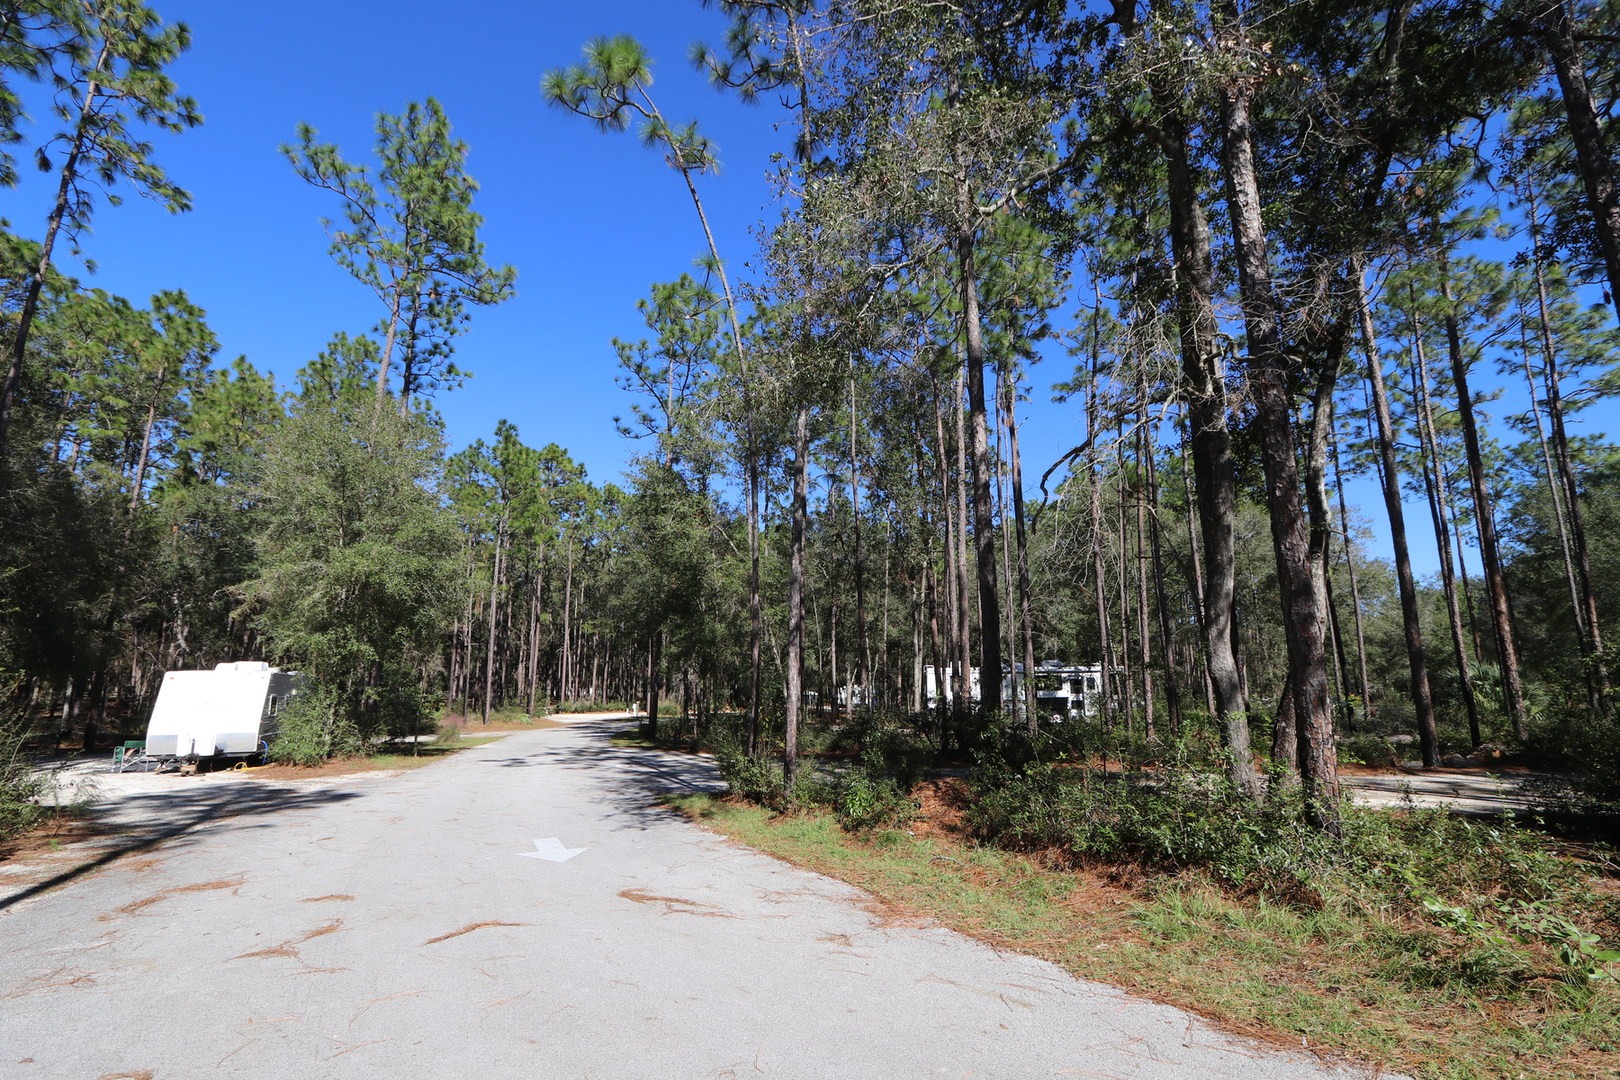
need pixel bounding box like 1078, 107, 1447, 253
144, 662, 303, 762
923, 661, 1106, 722
1032, 662, 1105, 721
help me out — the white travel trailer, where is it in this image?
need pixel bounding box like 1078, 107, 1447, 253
923, 664, 985, 710
923, 664, 1026, 716
923, 661, 1106, 722
1031, 662, 1106, 721
143, 661, 303, 762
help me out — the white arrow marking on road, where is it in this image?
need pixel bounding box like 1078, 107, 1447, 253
520, 837, 588, 862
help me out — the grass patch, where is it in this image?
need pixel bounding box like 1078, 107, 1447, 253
669, 794, 1620, 1080
552, 699, 634, 715
608, 729, 698, 752
361, 733, 508, 770
247, 734, 510, 778
441, 711, 567, 734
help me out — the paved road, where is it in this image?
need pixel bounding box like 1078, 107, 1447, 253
1342, 768, 1539, 815
1, 719, 1395, 1079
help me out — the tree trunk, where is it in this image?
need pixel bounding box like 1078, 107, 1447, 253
527, 561, 543, 719
1085, 303, 1115, 734
1331, 433, 1374, 722
1528, 191, 1612, 713
932, 388, 964, 731
849, 366, 870, 711
645, 632, 661, 740
482, 517, 506, 725
1004, 368, 1040, 733
1518, 300, 1587, 656
1117, 434, 1137, 735
1159, 112, 1255, 795
1217, 60, 1338, 829
1144, 425, 1182, 737
1410, 323, 1483, 748
953, 370, 973, 723
1179, 421, 1217, 716
1355, 261, 1439, 767
995, 393, 1017, 709
1301, 324, 1348, 748
1133, 416, 1154, 742
1541, 0, 1620, 325
1438, 256, 1527, 741
955, 176, 1003, 714
785, 404, 810, 792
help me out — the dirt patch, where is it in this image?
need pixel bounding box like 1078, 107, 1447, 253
0, 814, 110, 862
910, 778, 971, 841
856, 894, 939, 930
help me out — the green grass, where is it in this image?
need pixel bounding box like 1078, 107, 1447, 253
345, 734, 507, 770
668, 794, 1620, 1080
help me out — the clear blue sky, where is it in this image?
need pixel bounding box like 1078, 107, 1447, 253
2, 0, 1614, 584
3, 0, 814, 485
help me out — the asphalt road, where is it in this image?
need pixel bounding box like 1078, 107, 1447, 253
1, 719, 1397, 1079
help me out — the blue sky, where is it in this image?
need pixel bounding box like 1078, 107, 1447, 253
3, 0, 817, 483
2, 0, 1614, 584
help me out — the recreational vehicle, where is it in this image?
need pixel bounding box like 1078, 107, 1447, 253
923, 661, 1106, 722
143, 662, 303, 763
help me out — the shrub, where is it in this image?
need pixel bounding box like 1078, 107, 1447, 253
268, 682, 359, 764
553, 699, 615, 714
834, 747, 917, 832
0, 717, 46, 840
715, 737, 782, 806
1338, 733, 1400, 768
969, 759, 1343, 894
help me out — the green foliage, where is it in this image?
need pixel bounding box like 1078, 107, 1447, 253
833, 746, 916, 832
0, 713, 46, 840
714, 710, 931, 830
966, 755, 1611, 926
1338, 733, 1401, 768
544, 36, 721, 176
42, 1, 201, 216
284, 98, 515, 407
241, 391, 459, 754
266, 682, 359, 765
552, 699, 617, 714
969, 761, 1342, 892
714, 736, 782, 805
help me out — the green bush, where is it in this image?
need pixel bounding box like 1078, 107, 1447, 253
1338, 733, 1400, 768
553, 699, 616, 714
715, 737, 783, 805
268, 683, 360, 764
0, 717, 46, 840
834, 747, 917, 832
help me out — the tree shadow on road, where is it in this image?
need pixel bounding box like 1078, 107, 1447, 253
1, 784, 365, 912
483, 718, 726, 831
